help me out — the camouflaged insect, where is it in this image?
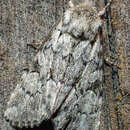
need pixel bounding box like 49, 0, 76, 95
4, 0, 111, 129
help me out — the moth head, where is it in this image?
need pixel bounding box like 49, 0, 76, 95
63, 3, 101, 40
69, 0, 95, 7
63, 0, 111, 41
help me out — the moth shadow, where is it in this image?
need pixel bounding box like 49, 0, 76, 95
16, 120, 54, 130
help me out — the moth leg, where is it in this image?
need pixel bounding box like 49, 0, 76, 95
104, 55, 121, 69
27, 41, 43, 50
98, 0, 112, 17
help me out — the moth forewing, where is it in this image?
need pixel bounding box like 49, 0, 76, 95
44, 80, 71, 116
4, 72, 49, 128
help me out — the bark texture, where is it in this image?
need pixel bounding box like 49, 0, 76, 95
0, 0, 129, 130
101, 0, 129, 130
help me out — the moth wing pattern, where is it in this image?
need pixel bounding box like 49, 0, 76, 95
4, 20, 64, 128
4, 0, 111, 129
4, 72, 49, 128
53, 33, 103, 130
52, 1, 112, 129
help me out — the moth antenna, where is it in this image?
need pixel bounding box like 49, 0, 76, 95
98, 0, 112, 17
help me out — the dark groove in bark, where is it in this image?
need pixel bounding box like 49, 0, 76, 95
104, 0, 121, 130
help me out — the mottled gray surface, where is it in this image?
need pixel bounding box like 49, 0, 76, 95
4, 1, 105, 129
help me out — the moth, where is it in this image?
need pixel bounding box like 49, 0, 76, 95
4, 0, 111, 129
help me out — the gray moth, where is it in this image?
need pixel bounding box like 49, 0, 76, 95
4, 0, 111, 129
